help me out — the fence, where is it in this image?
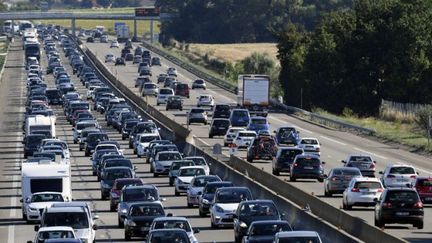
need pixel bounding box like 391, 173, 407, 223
380, 99, 428, 122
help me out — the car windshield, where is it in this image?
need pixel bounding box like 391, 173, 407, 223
250, 223, 291, 236
333, 169, 361, 176
301, 139, 318, 145
124, 188, 158, 202
106, 170, 132, 180
141, 136, 159, 143
130, 205, 164, 216
216, 189, 252, 203
31, 193, 64, 202
179, 168, 205, 176
251, 118, 267, 125
240, 202, 278, 217
193, 177, 219, 187
37, 230, 75, 240
153, 220, 191, 232
158, 153, 181, 161
277, 237, 320, 243
389, 167, 415, 174
354, 181, 382, 189
43, 212, 89, 229
150, 231, 189, 243
172, 162, 194, 170
386, 191, 419, 203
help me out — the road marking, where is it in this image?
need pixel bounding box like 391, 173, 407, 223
319, 135, 346, 146
353, 147, 388, 160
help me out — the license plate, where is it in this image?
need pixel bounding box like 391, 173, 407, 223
304, 166, 313, 169
396, 212, 409, 216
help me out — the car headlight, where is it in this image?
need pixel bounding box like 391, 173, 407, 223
240, 221, 248, 228
215, 205, 224, 213
127, 220, 136, 226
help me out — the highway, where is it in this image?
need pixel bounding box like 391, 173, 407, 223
0, 40, 235, 242
82, 39, 432, 243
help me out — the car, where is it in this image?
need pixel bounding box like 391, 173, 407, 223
147, 229, 191, 243
271, 147, 304, 176
122, 202, 166, 240
274, 231, 323, 243
242, 220, 292, 243
156, 88, 174, 105
342, 177, 384, 210
324, 167, 362, 196
273, 126, 300, 146
210, 187, 253, 228
246, 134, 276, 161
168, 160, 196, 186
289, 154, 326, 182
197, 94, 214, 107
212, 104, 231, 119
192, 79, 206, 89
115, 57, 126, 66
141, 82, 159, 97
109, 178, 144, 212
342, 155, 376, 177
86, 36, 94, 43
198, 181, 234, 217
23, 192, 65, 222
379, 164, 418, 188
117, 185, 165, 227
413, 177, 432, 204
186, 175, 221, 207
175, 166, 208, 196
166, 95, 183, 111
29, 226, 77, 243
151, 151, 183, 177
150, 217, 199, 242
233, 131, 257, 149
209, 118, 230, 138
297, 137, 321, 155
151, 57, 161, 66
100, 167, 134, 200
183, 156, 211, 175
233, 200, 283, 242
187, 108, 208, 125
104, 54, 115, 63
230, 109, 250, 127
175, 83, 190, 98
110, 40, 120, 48
133, 55, 142, 64
374, 188, 424, 229
246, 117, 269, 133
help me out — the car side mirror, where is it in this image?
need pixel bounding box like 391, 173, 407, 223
92, 224, 98, 230
34, 225, 40, 232
193, 228, 200, 234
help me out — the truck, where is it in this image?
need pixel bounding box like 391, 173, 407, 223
237, 74, 270, 117
116, 25, 130, 43
25, 115, 56, 138
21, 161, 72, 220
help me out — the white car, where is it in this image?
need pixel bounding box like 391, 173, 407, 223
379, 164, 418, 188
86, 85, 100, 99
30, 226, 77, 243
233, 131, 257, 149
184, 156, 210, 175
274, 231, 322, 243
141, 82, 159, 97
223, 127, 245, 146
156, 88, 174, 105
104, 54, 114, 63
150, 217, 199, 243
342, 177, 384, 210
24, 192, 66, 222
186, 175, 221, 207
297, 137, 321, 155
175, 166, 207, 196
210, 187, 253, 228
110, 40, 119, 48
197, 94, 214, 107
136, 133, 161, 158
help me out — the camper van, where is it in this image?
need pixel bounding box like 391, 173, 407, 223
21, 162, 72, 220
25, 115, 56, 138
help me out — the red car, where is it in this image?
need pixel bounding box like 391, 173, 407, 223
175, 83, 190, 98
109, 178, 144, 211
414, 177, 432, 204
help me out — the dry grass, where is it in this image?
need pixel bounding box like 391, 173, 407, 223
188, 43, 278, 63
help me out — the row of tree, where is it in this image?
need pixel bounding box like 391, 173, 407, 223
278, 0, 432, 115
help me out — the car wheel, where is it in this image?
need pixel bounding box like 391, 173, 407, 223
272, 168, 280, 176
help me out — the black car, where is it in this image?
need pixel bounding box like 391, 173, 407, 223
121, 119, 140, 140
84, 132, 109, 156
242, 220, 292, 243
213, 104, 231, 119
271, 147, 304, 176
289, 155, 325, 182
100, 166, 134, 200
166, 96, 183, 111
246, 135, 277, 162
23, 134, 46, 158
233, 200, 283, 242
122, 202, 166, 240
374, 188, 424, 229
115, 57, 126, 66
209, 118, 230, 138
198, 181, 234, 216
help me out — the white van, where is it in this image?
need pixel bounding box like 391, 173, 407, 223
21, 162, 72, 220
25, 115, 56, 138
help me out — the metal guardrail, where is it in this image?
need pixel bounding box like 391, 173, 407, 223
143, 42, 376, 135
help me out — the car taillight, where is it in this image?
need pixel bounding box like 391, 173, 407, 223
413, 202, 423, 208
382, 202, 392, 208
387, 174, 395, 178
351, 188, 360, 192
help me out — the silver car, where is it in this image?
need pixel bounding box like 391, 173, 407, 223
141, 82, 159, 97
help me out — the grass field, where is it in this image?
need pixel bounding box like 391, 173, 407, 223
188, 43, 278, 63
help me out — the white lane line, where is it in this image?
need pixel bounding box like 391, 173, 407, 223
269, 116, 314, 134
319, 135, 346, 146
353, 147, 388, 160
